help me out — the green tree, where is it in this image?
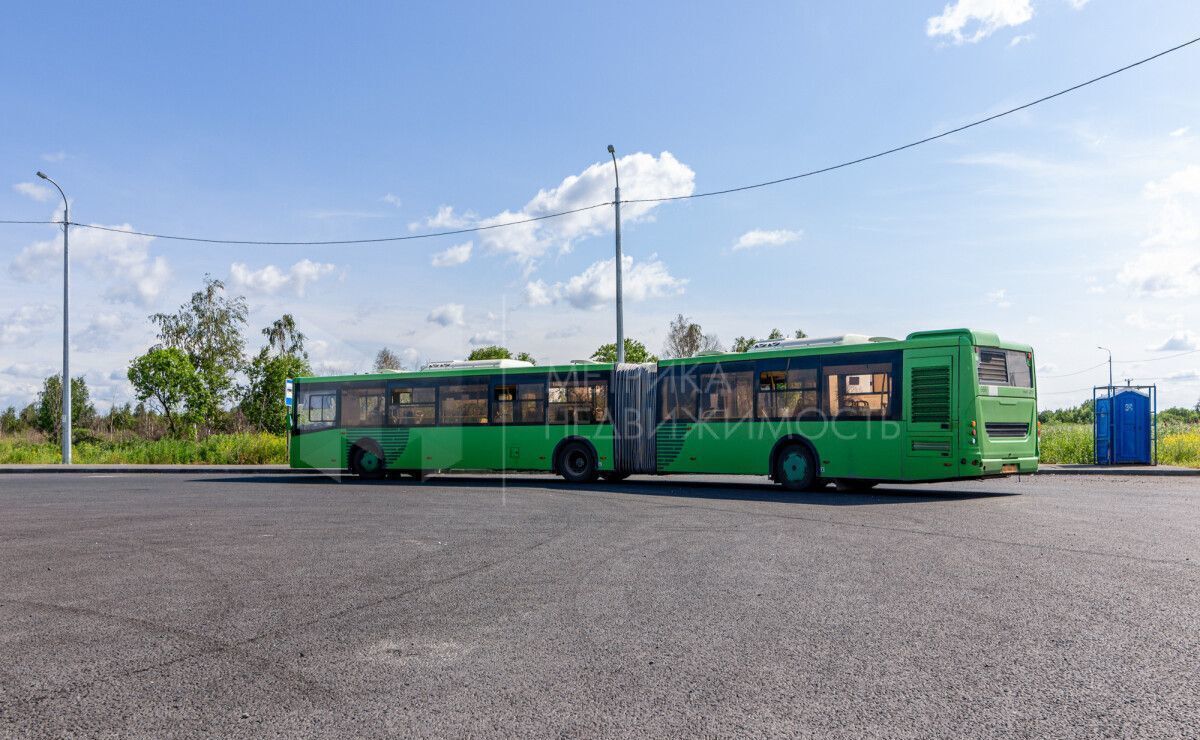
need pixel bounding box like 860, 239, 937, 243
128, 347, 205, 436
35, 375, 95, 442
590, 339, 658, 364
373, 347, 404, 372
150, 275, 248, 421
663, 314, 721, 358
0, 406, 18, 435
468, 345, 512, 361
732, 328, 806, 353
241, 315, 312, 434
516, 351, 536, 365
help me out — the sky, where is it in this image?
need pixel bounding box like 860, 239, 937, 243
2, 0, 1199, 413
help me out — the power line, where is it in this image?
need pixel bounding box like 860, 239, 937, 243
1115, 348, 1200, 363
4, 34, 1199, 246
1041, 361, 1108, 378
57, 203, 614, 246
621, 35, 1200, 206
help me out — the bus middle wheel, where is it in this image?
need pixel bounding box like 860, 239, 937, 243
557, 441, 598, 484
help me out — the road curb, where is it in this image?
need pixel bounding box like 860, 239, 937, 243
1034, 465, 1200, 477
0, 465, 327, 475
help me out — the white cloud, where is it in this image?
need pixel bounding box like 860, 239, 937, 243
13, 182, 53, 202
524, 279, 553, 307
431, 241, 473, 267
427, 303, 465, 327
40, 151, 66, 163
1150, 331, 1199, 352
1065, 0, 1090, 8
527, 255, 687, 311
926, 0, 1033, 44
469, 330, 502, 346
381, 193, 402, 208
1009, 33, 1034, 47
1170, 127, 1190, 138
0, 304, 53, 345
10, 224, 170, 305
1037, 362, 1058, 374
1117, 165, 1200, 296
229, 259, 336, 297
421, 152, 695, 268
1084, 276, 1105, 294
75, 312, 128, 351
986, 288, 1012, 309
409, 205, 472, 232
732, 228, 803, 251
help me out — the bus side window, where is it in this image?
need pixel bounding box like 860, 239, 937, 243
493, 384, 516, 424
659, 368, 698, 424
298, 390, 337, 431
342, 386, 386, 427
823, 362, 893, 419
517, 382, 546, 423
389, 386, 436, 426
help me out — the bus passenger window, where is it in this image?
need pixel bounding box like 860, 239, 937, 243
440, 383, 488, 425
389, 386, 436, 426
823, 363, 893, 419
517, 382, 545, 423
757, 366, 817, 420
341, 386, 386, 427
298, 391, 337, 431
699, 367, 753, 421
493, 385, 516, 423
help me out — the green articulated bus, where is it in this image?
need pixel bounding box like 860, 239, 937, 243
289, 328, 1038, 490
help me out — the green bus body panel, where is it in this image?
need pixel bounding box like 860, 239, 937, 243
288, 327, 1040, 482
291, 425, 614, 473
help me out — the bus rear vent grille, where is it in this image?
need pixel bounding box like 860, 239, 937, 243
911, 367, 951, 424
985, 422, 1028, 438
977, 350, 1008, 385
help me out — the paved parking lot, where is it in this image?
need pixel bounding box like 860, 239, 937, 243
1, 472, 1197, 738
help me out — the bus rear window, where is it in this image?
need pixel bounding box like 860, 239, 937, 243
977, 348, 1032, 388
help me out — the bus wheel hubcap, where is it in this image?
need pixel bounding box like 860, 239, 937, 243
782, 452, 806, 481
361, 452, 379, 471
567, 452, 586, 474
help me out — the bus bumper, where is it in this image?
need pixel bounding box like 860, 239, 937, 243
979, 456, 1039, 476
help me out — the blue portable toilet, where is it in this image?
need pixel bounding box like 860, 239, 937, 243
1094, 387, 1154, 465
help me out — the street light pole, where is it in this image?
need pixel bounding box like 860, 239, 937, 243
607, 145, 625, 365
37, 171, 70, 465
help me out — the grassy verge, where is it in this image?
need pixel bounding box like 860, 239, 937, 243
0, 433, 287, 465
1038, 422, 1200, 467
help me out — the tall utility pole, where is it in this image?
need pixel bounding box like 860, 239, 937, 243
607, 145, 625, 365
37, 171, 70, 464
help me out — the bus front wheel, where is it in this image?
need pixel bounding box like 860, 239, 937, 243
557, 442, 598, 484
775, 443, 816, 491
350, 444, 385, 479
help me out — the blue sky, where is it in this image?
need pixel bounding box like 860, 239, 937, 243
2, 0, 1199, 411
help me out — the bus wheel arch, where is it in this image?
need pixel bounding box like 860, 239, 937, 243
553, 437, 599, 483
349, 437, 386, 479
769, 435, 821, 490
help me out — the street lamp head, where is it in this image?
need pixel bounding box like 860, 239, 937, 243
36, 171, 48, 180
607, 145, 615, 154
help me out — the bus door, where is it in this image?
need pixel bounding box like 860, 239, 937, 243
903, 350, 959, 480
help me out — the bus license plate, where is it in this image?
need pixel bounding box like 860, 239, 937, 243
1002, 464, 1018, 474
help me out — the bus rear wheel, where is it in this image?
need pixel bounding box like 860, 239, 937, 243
557, 442, 598, 484
775, 443, 817, 491
350, 445, 385, 479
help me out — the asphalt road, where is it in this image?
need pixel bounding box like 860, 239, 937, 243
1, 473, 1197, 739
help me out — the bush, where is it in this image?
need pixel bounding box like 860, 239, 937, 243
1038, 423, 1094, 464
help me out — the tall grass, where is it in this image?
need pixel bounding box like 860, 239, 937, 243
1038, 422, 1200, 467
0, 433, 286, 465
